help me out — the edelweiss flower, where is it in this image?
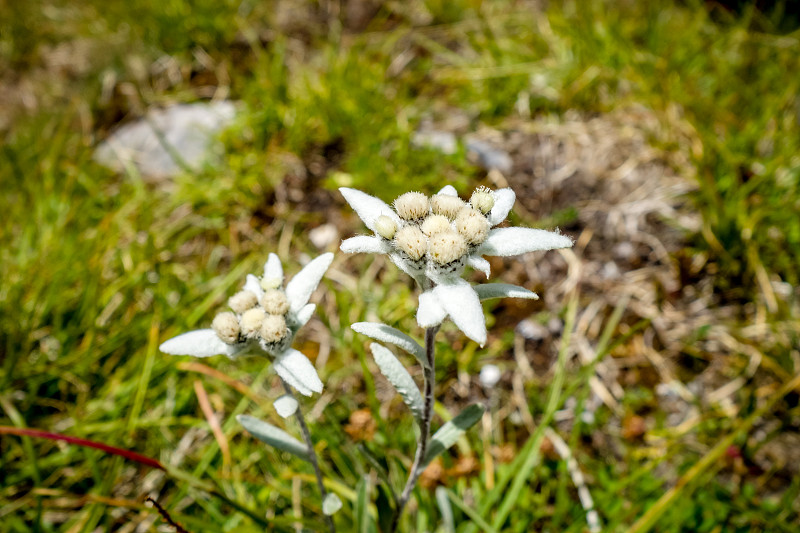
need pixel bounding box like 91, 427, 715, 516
340, 186, 572, 345
159, 252, 333, 396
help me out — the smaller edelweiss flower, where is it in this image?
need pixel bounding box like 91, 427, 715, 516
159, 253, 333, 396
340, 185, 573, 345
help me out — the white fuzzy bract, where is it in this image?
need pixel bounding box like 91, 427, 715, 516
479, 364, 502, 388
340, 185, 573, 345
159, 252, 333, 396
273, 394, 299, 418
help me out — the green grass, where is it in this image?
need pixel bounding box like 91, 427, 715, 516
2, 0, 799, 531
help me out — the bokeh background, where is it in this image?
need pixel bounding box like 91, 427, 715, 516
2, 0, 799, 531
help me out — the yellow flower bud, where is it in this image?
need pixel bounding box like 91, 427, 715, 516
228, 291, 258, 314
260, 276, 281, 290
240, 308, 267, 339
420, 214, 451, 236
394, 225, 427, 261
428, 231, 468, 265
394, 192, 429, 221
469, 187, 495, 215
375, 215, 397, 240
260, 314, 288, 343
212, 312, 240, 344
261, 289, 290, 315
430, 194, 465, 219
455, 207, 490, 245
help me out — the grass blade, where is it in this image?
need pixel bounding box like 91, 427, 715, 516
435, 487, 455, 533
628, 371, 800, 533
489, 293, 578, 530
443, 488, 499, 533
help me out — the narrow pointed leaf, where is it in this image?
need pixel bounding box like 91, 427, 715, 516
263, 253, 284, 286
478, 227, 573, 257
341, 235, 388, 254
274, 348, 323, 396
423, 404, 484, 466
370, 343, 424, 423
474, 283, 539, 301
352, 322, 427, 368
340, 187, 401, 231
244, 274, 264, 299
293, 303, 316, 328
159, 329, 242, 358
467, 255, 491, 278
237, 415, 309, 460
285, 252, 334, 313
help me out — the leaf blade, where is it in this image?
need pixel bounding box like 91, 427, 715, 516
352, 322, 427, 368
236, 415, 309, 461
474, 283, 539, 301
370, 343, 424, 423
423, 404, 484, 466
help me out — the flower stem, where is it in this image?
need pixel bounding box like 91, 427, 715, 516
389, 325, 439, 532
280, 379, 335, 533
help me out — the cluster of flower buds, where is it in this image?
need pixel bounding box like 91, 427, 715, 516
372, 187, 496, 277
211, 279, 291, 350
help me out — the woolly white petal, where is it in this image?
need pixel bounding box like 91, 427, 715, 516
274, 348, 323, 396
467, 255, 491, 279
478, 227, 573, 257
263, 253, 284, 286
273, 395, 299, 418
488, 188, 516, 226
417, 291, 447, 328
437, 185, 458, 196
340, 187, 401, 232
474, 283, 539, 301
294, 303, 316, 328
433, 279, 487, 346
244, 274, 264, 299
322, 493, 343, 516
340, 235, 389, 254
159, 329, 242, 358
285, 253, 334, 313
388, 252, 427, 287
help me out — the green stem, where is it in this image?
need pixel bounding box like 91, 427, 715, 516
389, 325, 439, 533
281, 379, 335, 533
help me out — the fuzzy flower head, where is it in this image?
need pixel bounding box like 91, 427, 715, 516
340, 185, 573, 346
159, 253, 333, 396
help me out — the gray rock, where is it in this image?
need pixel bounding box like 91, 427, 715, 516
94, 101, 237, 179
516, 319, 549, 341
308, 224, 339, 250
412, 129, 458, 155
465, 138, 513, 174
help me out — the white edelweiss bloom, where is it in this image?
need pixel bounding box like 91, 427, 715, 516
159, 252, 333, 396
340, 185, 573, 345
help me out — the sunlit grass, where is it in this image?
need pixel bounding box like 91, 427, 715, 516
2, 0, 799, 531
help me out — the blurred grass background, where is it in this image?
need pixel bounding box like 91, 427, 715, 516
1, 0, 799, 531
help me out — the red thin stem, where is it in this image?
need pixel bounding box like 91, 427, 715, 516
0, 426, 165, 471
